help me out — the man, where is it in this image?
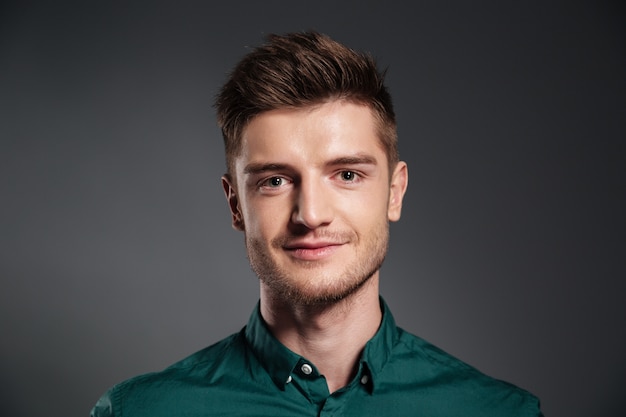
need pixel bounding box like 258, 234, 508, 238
91, 31, 542, 416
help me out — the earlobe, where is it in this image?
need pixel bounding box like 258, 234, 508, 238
387, 161, 408, 222
221, 175, 245, 231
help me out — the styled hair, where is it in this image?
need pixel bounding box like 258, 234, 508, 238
215, 31, 398, 175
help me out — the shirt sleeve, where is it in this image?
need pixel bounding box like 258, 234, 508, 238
527, 392, 544, 417
90, 389, 115, 417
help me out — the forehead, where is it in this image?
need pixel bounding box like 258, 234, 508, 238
236, 101, 387, 169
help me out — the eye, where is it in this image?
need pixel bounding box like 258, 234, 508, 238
262, 176, 287, 188
339, 171, 358, 181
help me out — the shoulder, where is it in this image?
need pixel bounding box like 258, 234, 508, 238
91, 330, 246, 417
386, 328, 542, 416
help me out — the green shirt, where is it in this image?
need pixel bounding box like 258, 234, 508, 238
91, 299, 542, 416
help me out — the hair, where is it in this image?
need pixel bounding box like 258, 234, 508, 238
215, 31, 398, 176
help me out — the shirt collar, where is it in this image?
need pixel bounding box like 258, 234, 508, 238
244, 302, 303, 390
360, 297, 398, 391
244, 297, 399, 392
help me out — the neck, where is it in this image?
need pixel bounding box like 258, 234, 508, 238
259, 274, 382, 393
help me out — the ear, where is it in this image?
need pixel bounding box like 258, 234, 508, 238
387, 161, 408, 222
221, 174, 245, 231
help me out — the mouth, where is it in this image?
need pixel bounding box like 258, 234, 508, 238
283, 241, 345, 261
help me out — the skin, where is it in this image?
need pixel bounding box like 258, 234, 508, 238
222, 100, 408, 393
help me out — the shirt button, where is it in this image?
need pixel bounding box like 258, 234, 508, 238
360, 375, 369, 385
301, 363, 313, 375
286, 375, 292, 384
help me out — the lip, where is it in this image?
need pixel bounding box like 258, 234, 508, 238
283, 240, 345, 261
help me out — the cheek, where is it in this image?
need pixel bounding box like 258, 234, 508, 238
347, 183, 389, 208
243, 200, 289, 237
336, 190, 389, 224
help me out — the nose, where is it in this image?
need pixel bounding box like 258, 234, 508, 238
291, 177, 334, 229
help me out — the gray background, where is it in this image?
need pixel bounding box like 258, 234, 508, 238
1, 1, 624, 416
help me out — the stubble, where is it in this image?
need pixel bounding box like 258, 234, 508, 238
245, 222, 389, 306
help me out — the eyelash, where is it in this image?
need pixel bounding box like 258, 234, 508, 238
261, 176, 289, 188
338, 170, 359, 182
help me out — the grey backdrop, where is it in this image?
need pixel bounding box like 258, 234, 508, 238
1, 1, 624, 416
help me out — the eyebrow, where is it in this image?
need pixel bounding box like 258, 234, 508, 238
243, 163, 290, 175
326, 154, 378, 167
243, 154, 378, 175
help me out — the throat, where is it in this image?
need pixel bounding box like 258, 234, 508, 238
260, 280, 382, 392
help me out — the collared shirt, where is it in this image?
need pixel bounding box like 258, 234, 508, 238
91, 299, 542, 416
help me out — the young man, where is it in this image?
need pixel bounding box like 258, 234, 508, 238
91, 31, 542, 416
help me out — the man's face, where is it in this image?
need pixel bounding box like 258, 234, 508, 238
222, 100, 407, 305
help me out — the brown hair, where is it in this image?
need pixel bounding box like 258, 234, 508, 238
215, 31, 398, 175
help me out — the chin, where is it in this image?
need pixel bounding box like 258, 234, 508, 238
261, 269, 376, 307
